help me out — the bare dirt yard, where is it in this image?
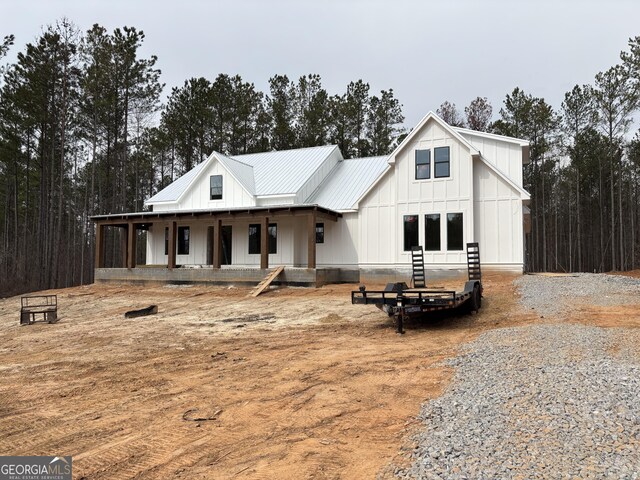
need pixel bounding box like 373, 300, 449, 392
0, 273, 638, 479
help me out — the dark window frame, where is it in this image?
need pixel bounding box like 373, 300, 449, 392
210, 175, 223, 200
316, 223, 324, 244
434, 146, 450, 178
177, 226, 190, 255
425, 214, 441, 251
446, 212, 464, 251
248, 223, 277, 254
164, 227, 169, 255
403, 215, 419, 251
415, 149, 431, 180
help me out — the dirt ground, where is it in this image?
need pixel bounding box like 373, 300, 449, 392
0, 273, 638, 479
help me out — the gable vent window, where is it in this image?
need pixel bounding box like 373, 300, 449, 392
415, 149, 431, 180
210, 175, 223, 200
434, 146, 450, 178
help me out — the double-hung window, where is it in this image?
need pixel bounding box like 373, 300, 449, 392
415, 150, 431, 180
210, 175, 223, 200
434, 147, 450, 178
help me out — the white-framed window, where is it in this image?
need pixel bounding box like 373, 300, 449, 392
210, 175, 223, 200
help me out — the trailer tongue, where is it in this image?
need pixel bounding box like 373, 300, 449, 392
351, 243, 482, 334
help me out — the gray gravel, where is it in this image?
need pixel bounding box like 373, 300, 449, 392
514, 273, 640, 318
393, 274, 640, 480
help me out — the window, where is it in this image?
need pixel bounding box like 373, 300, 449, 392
425, 214, 441, 251
434, 147, 450, 178
415, 149, 430, 180
447, 213, 463, 251
210, 175, 223, 200
178, 226, 190, 255
164, 227, 169, 255
316, 223, 324, 244
403, 215, 419, 251
248, 223, 277, 254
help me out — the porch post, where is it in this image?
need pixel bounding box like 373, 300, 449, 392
308, 210, 316, 269
127, 222, 136, 269
260, 216, 269, 269
213, 218, 222, 269
168, 221, 177, 270
120, 226, 128, 268
95, 223, 105, 268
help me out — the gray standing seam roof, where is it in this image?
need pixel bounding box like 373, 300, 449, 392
234, 145, 337, 196
146, 145, 339, 204
306, 156, 389, 211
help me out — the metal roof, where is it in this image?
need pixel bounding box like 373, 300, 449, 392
234, 145, 338, 196
146, 160, 208, 203
306, 156, 388, 210
146, 145, 339, 204
216, 152, 255, 195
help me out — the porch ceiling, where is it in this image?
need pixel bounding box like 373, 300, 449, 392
91, 204, 342, 225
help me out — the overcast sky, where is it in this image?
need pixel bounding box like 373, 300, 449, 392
3, 0, 640, 127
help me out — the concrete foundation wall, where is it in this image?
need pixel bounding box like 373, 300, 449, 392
95, 267, 352, 287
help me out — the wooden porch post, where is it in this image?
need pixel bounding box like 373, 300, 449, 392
127, 222, 136, 269
95, 223, 105, 268
260, 216, 269, 269
308, 210, 316, 269
213, 218, 222, 269
168, 221, 177, 270
120, 226, 128, 268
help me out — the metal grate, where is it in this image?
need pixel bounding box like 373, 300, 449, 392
467, 242, 481, 281
411, 246, 426, 288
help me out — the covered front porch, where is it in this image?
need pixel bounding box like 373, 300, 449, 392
91, 205, 352, 286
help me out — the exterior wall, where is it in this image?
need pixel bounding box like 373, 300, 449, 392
457, 133, 524, 187
147, 217, 304, 267
255, 195, 296, 206
472, 157, 524, 268
178, 160, 255, 210
313, 213, 358, 267
149, 159, 255, 212
357, 120, 474, 268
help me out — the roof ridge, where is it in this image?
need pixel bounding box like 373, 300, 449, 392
219, 152, 254, 168
345, 155, 389, 161
234, 144, 338, 158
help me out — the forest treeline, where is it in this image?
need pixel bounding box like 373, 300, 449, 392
0, 19, 640, 296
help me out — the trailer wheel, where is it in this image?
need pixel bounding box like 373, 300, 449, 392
470, 283, 481, 313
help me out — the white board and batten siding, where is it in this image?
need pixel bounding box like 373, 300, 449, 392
473, 158, 524, 269
147, 217, 299, 267
357, 120, 475, 268
176, 161, 255, 210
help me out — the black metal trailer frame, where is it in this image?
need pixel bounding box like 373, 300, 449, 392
351, 243, 482, 333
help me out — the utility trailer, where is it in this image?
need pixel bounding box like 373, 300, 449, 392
351, 243, 482, 334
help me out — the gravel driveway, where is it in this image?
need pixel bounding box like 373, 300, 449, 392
395, 274, 640, 479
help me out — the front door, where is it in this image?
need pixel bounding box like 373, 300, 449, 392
221, 226, 232, 265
